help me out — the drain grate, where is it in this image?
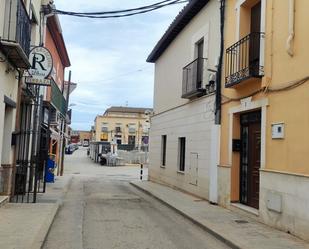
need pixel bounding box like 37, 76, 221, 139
235, 220, 249, 224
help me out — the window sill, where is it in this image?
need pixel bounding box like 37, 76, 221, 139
177, 170, 185, 175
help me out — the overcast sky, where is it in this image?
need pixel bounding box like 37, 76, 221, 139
56, 0, 187, 131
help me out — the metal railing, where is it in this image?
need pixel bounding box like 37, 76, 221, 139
182, 58, 207, 99
225, 32, 265, 87
2, 0, 31, 57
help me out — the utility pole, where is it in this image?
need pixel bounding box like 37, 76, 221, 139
60, 70, 71, 176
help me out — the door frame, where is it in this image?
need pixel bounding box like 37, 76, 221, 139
228, 97, 268, 209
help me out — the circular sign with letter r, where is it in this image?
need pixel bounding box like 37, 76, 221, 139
28, 46, 53, 79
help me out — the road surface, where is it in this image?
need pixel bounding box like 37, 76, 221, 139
43, 147, 230, 249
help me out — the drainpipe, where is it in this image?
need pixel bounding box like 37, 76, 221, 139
286, 0, 295, 57
60, 70, 71, 176
209, 0, 226, 205
215, 0, 225, 125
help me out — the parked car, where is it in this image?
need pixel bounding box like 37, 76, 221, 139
65, 143, 78, 154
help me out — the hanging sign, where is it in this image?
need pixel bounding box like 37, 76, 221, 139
25, 46, 53, 86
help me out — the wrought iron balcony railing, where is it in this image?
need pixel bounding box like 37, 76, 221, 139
1, 0, 31, 68
182, 58, 207, 99
225, 32, 265, 87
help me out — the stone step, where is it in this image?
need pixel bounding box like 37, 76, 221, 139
0, 196, 9, 207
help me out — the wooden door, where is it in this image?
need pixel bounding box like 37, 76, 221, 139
196, 39, 204, 88
240, 111, 261, 209
249, 1, 261, 76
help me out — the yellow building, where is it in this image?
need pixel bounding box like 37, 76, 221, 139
94, 107, 152, 148
219, 0, 309, 240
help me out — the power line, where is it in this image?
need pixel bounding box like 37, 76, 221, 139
56, 0, 175, 15
54, 0, 188, 19
79, 67, 152, 84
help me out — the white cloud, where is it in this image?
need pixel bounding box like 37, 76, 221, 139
55, 0, 187, 130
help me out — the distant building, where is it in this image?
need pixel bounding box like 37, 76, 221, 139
70, 130, 91, 144
94, 107, 152, 149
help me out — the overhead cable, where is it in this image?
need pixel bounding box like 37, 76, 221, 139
53, 0, 188, 19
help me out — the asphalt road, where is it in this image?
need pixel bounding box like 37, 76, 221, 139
43, 148, 230, 249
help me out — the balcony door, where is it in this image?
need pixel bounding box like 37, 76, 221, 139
196, 39, 204, 88
249, 1, 261, 76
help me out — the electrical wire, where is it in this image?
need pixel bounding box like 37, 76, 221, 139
55, 0, 176, 15
53, 0, 188, 19
222, 76, 309, 105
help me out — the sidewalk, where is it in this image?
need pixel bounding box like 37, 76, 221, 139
131, 180, 309, 249
0, 175, 72, 249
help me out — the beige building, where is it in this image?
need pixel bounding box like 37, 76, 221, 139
94, 107, 152, 148
219, 0, 309, 241
147, 0, 221, 202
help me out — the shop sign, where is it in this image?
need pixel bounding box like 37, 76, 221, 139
24, 77, 51, 86
25, 46, 53, 86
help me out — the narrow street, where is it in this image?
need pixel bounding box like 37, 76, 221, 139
43, 147, 229, 249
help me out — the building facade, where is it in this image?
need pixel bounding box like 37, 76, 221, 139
219, 0, 309, 241
0, 0, 40, 196
0, 0, 72, 202
147, 0, 221, 201
94, 107, 151, 149
45, 13, 71, 176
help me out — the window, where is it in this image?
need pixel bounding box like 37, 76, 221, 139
101, 122, 108, 132
196, 39, 204, 87
161, 135, 167, 166
178, 137, 186, 172
128, 135, 136, 145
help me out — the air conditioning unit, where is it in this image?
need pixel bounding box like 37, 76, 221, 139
50, 109, 60, 126
205, 73, 216, 94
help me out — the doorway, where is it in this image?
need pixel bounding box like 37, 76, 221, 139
249, 1, 261, 76
240, 111, 261, 209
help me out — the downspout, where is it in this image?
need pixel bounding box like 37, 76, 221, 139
286, 0, 295, 57
60, 70, 71, 176
215, 0, 225, 125
209, 0, 226, 205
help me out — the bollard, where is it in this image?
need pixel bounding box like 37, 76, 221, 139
140, 164, 143, 180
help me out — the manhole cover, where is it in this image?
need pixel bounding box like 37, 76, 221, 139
235, 220, 249, 224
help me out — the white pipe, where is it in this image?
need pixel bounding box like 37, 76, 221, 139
286, 0, 295, 57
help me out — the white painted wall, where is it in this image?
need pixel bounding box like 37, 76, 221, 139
149, 95, 216, 199
149, 0, 221, 200
153, 0, 221, 114
0, 64, 19, 165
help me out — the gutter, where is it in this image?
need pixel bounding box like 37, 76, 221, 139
286, 0, 295, 57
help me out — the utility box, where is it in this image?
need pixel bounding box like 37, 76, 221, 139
45, 154, 56, 183
272, 123, 285, 139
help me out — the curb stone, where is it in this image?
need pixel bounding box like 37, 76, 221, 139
130, 181, 240, 249
32, 175, 73, 249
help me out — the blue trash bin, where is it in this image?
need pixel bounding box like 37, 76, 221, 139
45, 154, 56, 183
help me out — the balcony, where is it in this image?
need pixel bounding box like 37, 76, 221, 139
182, 58, 208, 99
225, 32, 265, 87
0, 0, 31, 68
